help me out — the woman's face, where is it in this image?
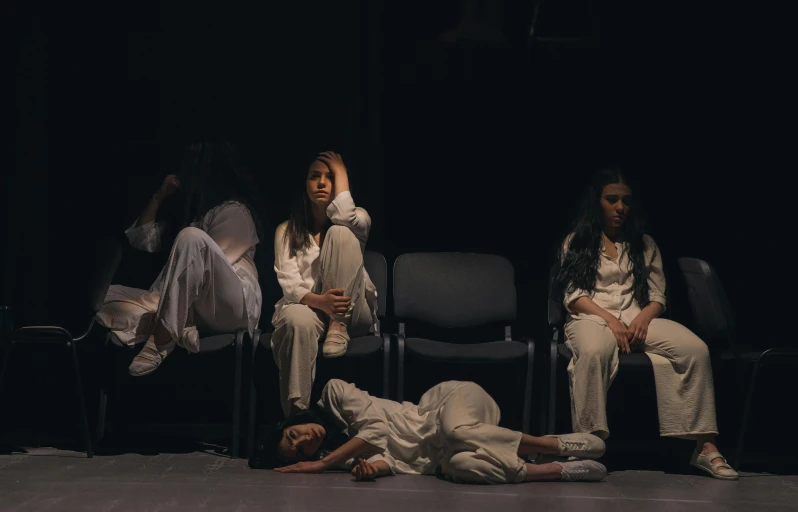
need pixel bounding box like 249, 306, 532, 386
277, 422, 327, 462
306, 160, 334, 206
600, 182, 633, 231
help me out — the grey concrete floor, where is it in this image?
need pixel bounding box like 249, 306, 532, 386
1, 449, 797, 512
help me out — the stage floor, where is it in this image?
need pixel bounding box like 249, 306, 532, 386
2, 448, 797, 512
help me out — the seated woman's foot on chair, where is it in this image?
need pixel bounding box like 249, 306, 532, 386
322, 320, 349, 358
129, 323, 175, 376
691, 440, 739, 480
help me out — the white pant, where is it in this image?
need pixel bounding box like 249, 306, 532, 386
438, 382, 527, 484
98, 227, 249, 349
565, 317, 718, 439
271, 226, 373, 417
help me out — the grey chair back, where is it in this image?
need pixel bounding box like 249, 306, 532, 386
393, 252, 516, 328
677, 257, 737, 353
548, 262, 565, 328
363, 250, 387, 319
89, 237, 122, 314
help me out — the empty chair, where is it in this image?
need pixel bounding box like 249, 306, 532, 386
393, 252, 534, 434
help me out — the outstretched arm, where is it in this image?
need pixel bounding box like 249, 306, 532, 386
273, 437, 381, 474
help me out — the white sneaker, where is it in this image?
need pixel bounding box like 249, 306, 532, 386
549, 433, 606, 459
556, 460, 608, 482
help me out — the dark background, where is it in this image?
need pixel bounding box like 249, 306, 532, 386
5, 0, 759, 337
3, 0, 780, 454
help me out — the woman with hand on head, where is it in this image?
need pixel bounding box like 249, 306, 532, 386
97, 140, 263, 376
251, 379, 608, 484
271, 152, 378, 418
555, 167, 738, 480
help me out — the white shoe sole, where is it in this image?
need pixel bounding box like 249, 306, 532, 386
690, 462, 739, 481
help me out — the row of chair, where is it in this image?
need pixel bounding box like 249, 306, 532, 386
1, 240, 795, 471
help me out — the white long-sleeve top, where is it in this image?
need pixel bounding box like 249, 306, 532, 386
318, 379, 469, 475
562, 233, 667, 327
124, 201, 262, 337
272, 190, 377, 329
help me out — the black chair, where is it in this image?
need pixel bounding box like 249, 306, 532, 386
247, 250, 391, 457
0, 237, 122, 458
678, 257, 798, 468
393, 252, 534, 433
98, 328, 246, 458
546, 262, 657, 435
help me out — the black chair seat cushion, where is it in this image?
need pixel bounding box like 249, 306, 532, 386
322, 335, 384, 357
256, 332, 383, 358
406, 338, 527, 362
557, 343, 653, 370
109, 332, 236, 353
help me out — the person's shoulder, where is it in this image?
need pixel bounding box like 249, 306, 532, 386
275, 220, 289, 234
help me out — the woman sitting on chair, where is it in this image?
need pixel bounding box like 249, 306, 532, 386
555, 167, 738, 480
252, 379, 608, 484
271, 152, 378, 418
97, 140, 263, 376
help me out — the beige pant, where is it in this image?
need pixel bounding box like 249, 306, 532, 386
98, 227, 249, 348
565, 317, 718, 440
438, 383, 527, 484
271, 226, 373, 417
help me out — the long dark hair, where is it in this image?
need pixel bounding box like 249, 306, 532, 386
555, 167, 651, 309
162, 140, 263, 244
283, 152, 335, 255
248, 407, 349, 470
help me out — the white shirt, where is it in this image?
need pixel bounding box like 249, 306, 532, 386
318, 379, 469, 475
563, 233, 667, 327
272, 190, 377, 329
124, 201, 262, 337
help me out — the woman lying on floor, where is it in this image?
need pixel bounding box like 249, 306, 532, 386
250, 379, 607, 484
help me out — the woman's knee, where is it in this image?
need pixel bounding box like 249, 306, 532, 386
281, 306, 324, 338
326, 225, 359, 245
575, 336, 616, 364
655, 320, 711, 362
174, 226, 210, 249
680, 336, 711, 363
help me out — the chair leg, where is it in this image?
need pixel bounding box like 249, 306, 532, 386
232, 331, 244, 459
396, 336, 405, 403
547, 341, 558, 435
247, 332, 261, 460
96, 387, 108, 444
70, 341, 93, 458
734, 356, 764, 469
382, 334, 391, 399
522, 340, 534, 434
0, 340, 15, 398
95, 333, 112, 444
